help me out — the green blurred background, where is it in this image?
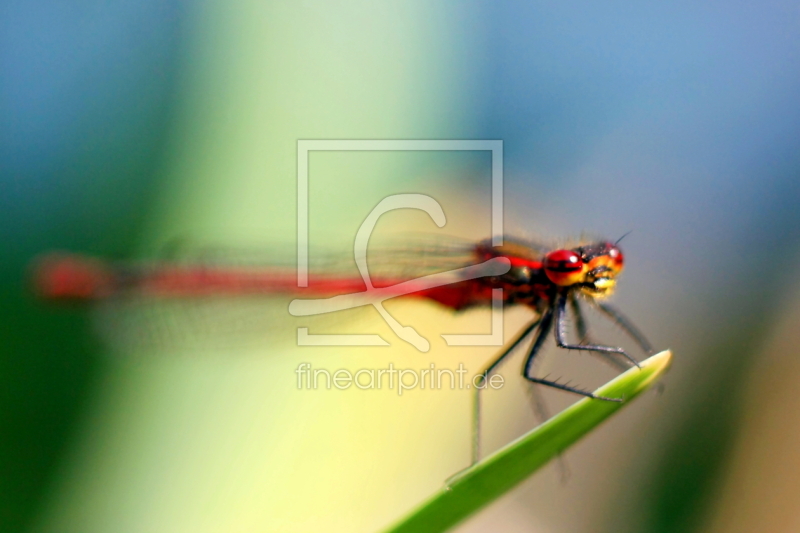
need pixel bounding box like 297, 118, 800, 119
3, 2, 800, 532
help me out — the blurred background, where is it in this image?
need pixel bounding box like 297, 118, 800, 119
3, 1, 800, 532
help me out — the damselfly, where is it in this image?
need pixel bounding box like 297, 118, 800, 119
32, 236, 654, 464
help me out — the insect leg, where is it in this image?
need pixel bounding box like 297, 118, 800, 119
521, 358, 572, 483
592, 301, 654, 355
522, 294, 624, 400
570, 294, 630, 372
555, 294, 641, 369
472, 316, 541, 464
568, 293, 589, 344
521, 305, 555, 379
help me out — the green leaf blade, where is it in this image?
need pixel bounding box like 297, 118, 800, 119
384, 350, 673, 533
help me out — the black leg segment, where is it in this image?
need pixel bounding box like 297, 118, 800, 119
520, 300, 621, 401
593, 301, 654, 355
555, 293, 641, 369
472, 316, 541, 464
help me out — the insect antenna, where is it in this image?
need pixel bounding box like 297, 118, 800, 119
615, 231, 633, 245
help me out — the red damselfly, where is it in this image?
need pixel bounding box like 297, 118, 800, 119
32, 236, 653, 464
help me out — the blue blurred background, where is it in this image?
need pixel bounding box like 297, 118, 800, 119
3, 1, 800, 532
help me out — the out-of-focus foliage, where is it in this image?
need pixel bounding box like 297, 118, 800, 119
3, 1, 800, 532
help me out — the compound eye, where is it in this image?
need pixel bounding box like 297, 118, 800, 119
544, 250, 585, 286
606, 244, 625, 272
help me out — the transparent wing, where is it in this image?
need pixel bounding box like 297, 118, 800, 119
84, 235, 492, 353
